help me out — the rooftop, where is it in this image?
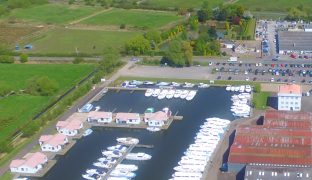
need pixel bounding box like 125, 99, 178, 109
278, 31, 312, 51
278, 84, 302, 94
88, 111, 112, 119
56, 118, 82, 131
116, 113, 140, 120
144, 111, 169, 121
39, 134, 67, 147
10, 152, 47, 168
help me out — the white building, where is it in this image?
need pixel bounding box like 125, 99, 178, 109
115, 113, 141, 125
39, 134, 68, 152
56, 117, 83, 136
144, 111, 169, 127
10, 152, 48, 174
278, 84, 302, 111
87, 111, 112, 123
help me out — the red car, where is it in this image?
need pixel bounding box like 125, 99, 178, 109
290, 54, 297, 59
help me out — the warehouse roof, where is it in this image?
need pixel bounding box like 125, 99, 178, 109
278, 31, 312, 51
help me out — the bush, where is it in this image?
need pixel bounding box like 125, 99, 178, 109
120, 24, 126, 29
68, 0, 75, 4
26, 76, 59, 96
73, 57, 84, 64
221, 51, 227, 56
0, 140, 13, 153
19, 54, 28, 63
0, 83, 12, 96
21, 121, 41, 137
0, 55, 14, 63
254, 83, 261, 93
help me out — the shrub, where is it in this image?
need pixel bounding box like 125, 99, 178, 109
19, 54, 28, 63
26, 76, 59, 96
120, 24, 126, 29
73, 57, 84, 64
21, 121, 41, 137
0, 140, 13, 153
0, 55, 14, 63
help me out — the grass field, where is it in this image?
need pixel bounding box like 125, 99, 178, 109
81, 8, 182, 29
0, 64, 95, 140
143, 0, 223, 9
0, 25, 41, 45
28, 28, 140, 55
236, 0, 312, 12
5, 4, 100, 24
253, 92, 270, 110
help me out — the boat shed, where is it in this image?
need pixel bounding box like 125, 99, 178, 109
227, 110, 312, 173
245, 163, 311, 180
278, 31, 312, 54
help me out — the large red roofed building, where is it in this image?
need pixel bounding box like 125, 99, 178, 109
278, 84, 302, 111
39, 133, 68, 152
56, 116, 83, 136
227, 110, 312, 173
10, 152, 48, 174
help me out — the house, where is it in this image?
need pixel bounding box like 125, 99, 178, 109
278, 84, 302, 111
39, 134, 68, 152
221, 40, 235, 49
10, 152, 48, 174
115, 113, 140, 125
87, 111, 112, 123
144, 111, 169, 127
56, 118, 83, 136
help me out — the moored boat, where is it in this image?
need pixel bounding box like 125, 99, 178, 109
126, 152, 151, 160
116, 137, 139, 145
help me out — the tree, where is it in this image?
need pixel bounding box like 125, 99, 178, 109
161, 40, 192, 67
189, 15, 199, 31
197, 1, 212, 22
26, 76, 59, 96
182, 41, 193, 66
21, 121, 41, 137
19, 54, 28, 63
125, 35, 151, 55
99, 47, 121, 74
145, 30, 161, 44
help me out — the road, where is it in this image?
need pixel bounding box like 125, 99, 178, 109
0, 60, 135, 177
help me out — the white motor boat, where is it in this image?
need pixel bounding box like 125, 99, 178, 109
158, 89, 168, 100
93, 161, 112, 168
146, 126, 161, 132
156, 82, 170, 86
129, 80, 143, 85
102, 150, 122, 158
186, 90, 197, 101
225, 85, 231, 91
234, 86, 240, 92
78, 103, 93, 113
172, 172, 202, 178
183, 82, 195, 88
166, 89, 175, 99
126, 152, 151, 160
82, 173, 101, 180
152, 89, 161, 97
143, 81, 154, 85
145, 88, 154, 97
239, 85, 245, 93
83, 129, 93, 136
171, 82, 181, 87
245, 85, 252, 92
198, 83, 209, 88
116, 164, 138, 172
173, 90, 182, 98
178, 159, 206, 166
230, 86, 235, 91
116, 137, 139, 145
110, 170, 136, 178
107, 177, 130, 180
180, 90, 189, 99
174, 165, 205, 172
107, 145, 127, 152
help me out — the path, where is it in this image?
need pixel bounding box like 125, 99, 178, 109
69, 8, 112, 25
0, 60, 134, 177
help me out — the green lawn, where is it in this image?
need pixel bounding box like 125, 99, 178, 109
236, 0, 312, 12
253, 92, 270, 110
5, 4, 100, 24
28, 28, 140, 55
143, 0, 223, 9
0, 64, 95, 139
81, 8, 182, 29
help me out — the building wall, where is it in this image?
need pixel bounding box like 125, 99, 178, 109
41, 144, 62, 152
10, 164, 43, 174
147, 120, 165, 127
57, 128, 78, 136
278, 94, 301, 111
127, 119, 141, 125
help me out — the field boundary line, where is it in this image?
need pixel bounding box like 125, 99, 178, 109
69, 7, 113, 25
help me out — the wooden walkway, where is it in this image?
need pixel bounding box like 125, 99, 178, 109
100, 144, 136, 180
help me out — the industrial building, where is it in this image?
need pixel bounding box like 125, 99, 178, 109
245, 163, 311, 180
227, 110, 312, 175
278, 31, 312, 54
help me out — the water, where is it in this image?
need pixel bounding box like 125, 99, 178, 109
42, 87, 235, 180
